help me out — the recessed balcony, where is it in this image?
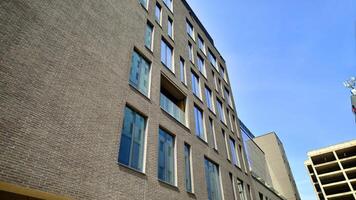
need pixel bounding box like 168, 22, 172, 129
160, 74, 187, 126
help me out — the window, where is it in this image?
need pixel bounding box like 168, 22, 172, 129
194, 105, 205, 140
236, 179, 246, 200
219, 80, 223, 98
230, 173, 237, 200
163, 0, 173, 11
155, 4, 162, 24
205, 86, 214, 112
239, 145, 248, 172
229, 137, 240, 167
145, 22, 154, 50
217, 99, 225, 123
184, 143, 193, 192
198, 35, 205, 53
204, 158, 223, 200
158, 128, 175, 185
186, 20, 194, 39
188, 42, 194, 63
191, 71, 201, 98
259, 193, 264, 200
118, 106, 146, 172
168, 17, 173, 38
139, 0, 148, 9
219, 65, 227, 82
161, 39, 173, 71
197, 54, 206, 76
222, 130, 230, 160
129, 50, 151, 96
212, 71, 218, 91
229, 112, 235, 132
208, 117, 218, 150
208, 50, 217, 68
180, 58, 186, 84
224, 87, 232, 106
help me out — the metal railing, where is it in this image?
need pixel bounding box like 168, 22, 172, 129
160, 93, 186, 125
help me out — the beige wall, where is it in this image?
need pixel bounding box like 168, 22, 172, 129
253, 133, 301, 200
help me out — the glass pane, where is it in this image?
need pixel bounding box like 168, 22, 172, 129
204, 159, 222, 200
158, 129, 175, 185
118, 107, 146, 171
185, 144, 192, 192
155, 5, 161, 22
145, 24, 152, 49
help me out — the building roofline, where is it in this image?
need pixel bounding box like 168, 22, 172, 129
307, 139, 356, 156
181, 0, 225, 63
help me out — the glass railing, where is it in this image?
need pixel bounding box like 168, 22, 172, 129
160, 93, 186, 125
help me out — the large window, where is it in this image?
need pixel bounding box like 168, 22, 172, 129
197, 54, 206, 76
208, 50, 217, 68
180, 58, 186, 84
163, 0, 173, 11
155, 4, 162, 25
236, 179, 246, 200
158, 128, 175, 185
217, 99, 225, 123
205, 86, 214, 112
224, 87, 232, 106
184, 143, 193, 192
129, 50, 151, 96
198, 35, 205, 53
168, 17, 173, 39
145, 22, 154, 50
161, 39, 173, 71
186, 20, 194, 39
191, 71, 201, 98
208, 117, 218, 150
118, 106, 146, 172
204, 158, 223, 200
219, 65, 227, 82
229, 137, 240, 167
194, 105, 205, 140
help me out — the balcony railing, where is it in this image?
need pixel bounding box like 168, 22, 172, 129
160, 93, 186, 125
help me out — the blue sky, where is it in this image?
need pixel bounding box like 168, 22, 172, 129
186, 0, 356, 199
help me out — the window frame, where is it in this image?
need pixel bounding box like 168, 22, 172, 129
157, 127, 177, 186
191, 70, 201, 99
129, 49, 152, 97
194, 104, 206, 141
168, 17, 174, 39
186, 19, 195, 40
145, 21, 154, 51
155, 3, 162, 25
161, 38, 174, 72
118, 106, 148, 173
184, 143, 194, 193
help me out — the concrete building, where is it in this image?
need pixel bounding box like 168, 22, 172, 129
253, 133, 301, 200
0, 0, 263, 199
240, 121, 285, 200
305, 140, 356, 200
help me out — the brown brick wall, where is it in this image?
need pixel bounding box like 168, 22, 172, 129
0, 0, 259, 199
